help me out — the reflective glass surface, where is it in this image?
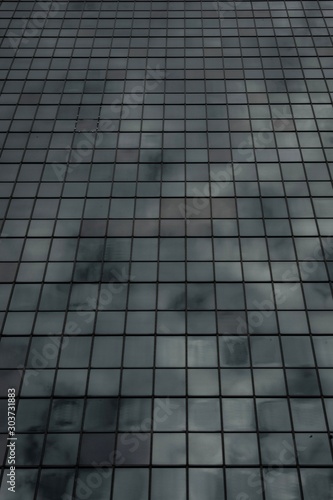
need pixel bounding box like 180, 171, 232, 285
1, 0, 333, 499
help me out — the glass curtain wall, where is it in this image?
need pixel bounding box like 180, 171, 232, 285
0, 1, 333, 499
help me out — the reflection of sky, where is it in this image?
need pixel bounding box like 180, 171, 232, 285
1, 1, 333, 498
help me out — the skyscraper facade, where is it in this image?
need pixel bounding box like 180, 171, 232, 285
0, 0, 333, 499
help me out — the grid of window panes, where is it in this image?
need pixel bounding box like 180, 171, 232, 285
0, 0, 333, 499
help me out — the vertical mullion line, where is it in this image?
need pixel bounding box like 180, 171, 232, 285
101, 0, 123, 498
183, 0, 189, 491
260, 1, 305, 497
179, 0, 188, 492
290, 0, 333, 464
236, 1, 267, 497
148, 0, 158, 496
0, 0, 64, 486
73, 0, 108, 494
27, 1, 82, 498
100, 2, 124, 496
202, 0, 227, 497
110, 1, 136, 497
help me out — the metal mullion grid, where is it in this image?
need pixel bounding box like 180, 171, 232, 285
258, 10, 321, 496
71, 8, 102, 134
285, 0, 333, 465
28, 0, 95, 496
160, 0, 200, 488
284, 0, 320, 88
30, 0, 98, 499
70, 9, 120, 497
253, 161, 306, 493
258, 2, 310, 495
109, 3, 138, 499
0, 2, 49, 199
149, 0, 189, 488
181, 1, 192, 495
304, 0, 329, 47
0, 0, 71, 457
0, 0, 69, 356
0, 0, 24, 123
202, 0, 227, 496
299, 1, 333, 192
233, 3, 269, 498
295, 0, 333, 256
1, 0, 22, 60
276, 200, 333, 472
314, 39, 333, 114
54, 0, 96, 329
70, 0, 113, 495
294, 0, 333, 421
39, 0, 92, 464
7, 0, 86, 496
3, 0, 72, 347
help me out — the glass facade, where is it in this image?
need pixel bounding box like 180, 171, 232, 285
1, 0, 333, 498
